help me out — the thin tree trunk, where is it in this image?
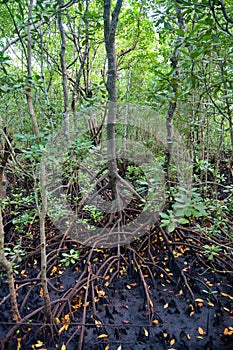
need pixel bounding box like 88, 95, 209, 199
0, 210, 21, 322
39, 160, 52, 321
104, 0, 123, 205
26, 1, 52, 320
58, 0, 70, 140
71, 0, 90, 121
165, 6, 186, 192
26, 0, 40, 140
0, 130, 21, 322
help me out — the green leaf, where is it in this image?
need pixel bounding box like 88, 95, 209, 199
167, 222, 175, 233
178, 218, 189, 224
177, 28, 185, 36
160, 212, 170, 219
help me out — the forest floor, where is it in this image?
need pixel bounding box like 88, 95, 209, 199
0, 164, 233, 350
0, 223, 232, 350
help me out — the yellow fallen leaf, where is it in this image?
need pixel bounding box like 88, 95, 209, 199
144, 328, 149, 337
104, 346, 110, 350
164, 303, 169, 309
58, 325, 66, 336
221, 292, 228, 297
61, 344, 66, 350
149, 299, 154, 307
35, 341, 44, 348
207, 302, 214, 307
195, 298, 204, 303
221, 292, 233, 300
198, 327, 205, 335
163, 333, 168, 338
117, 345, 122, 350
170, 338, 175, 345
98, 334, 108, 339
186, 334, 191, 340
223, 307, 230, 313
17, 338, 21, 350
153, 319, 159, 324
50, 266, 57, 276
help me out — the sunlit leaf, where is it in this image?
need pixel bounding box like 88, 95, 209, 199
223, 307, 230, 313
198, 327, 205, 335
98, 334, 108, 338
207, 302, 214, 307
221, 292, 233, 300
50, 266, 57, 276
195, 298, 204, 302
58, 325, 66, 336
153, 319, 159, 324
17, 338, 21, 350
170, 338, 175, 345
35, 340, 44, 348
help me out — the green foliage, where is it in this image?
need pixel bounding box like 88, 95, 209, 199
83, 205, 103, 222
173, 188, 208, 218
160, 210, 189, 233
160, 188, 208, 232
60, 249, 80, 267
203, 244, 222, 261
4, 244, 25, 274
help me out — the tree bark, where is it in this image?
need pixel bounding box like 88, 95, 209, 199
26, 0, 40, 140
0, 132, 21, 322
165, 5, 186, 191
39, 160, 52, 321
0, 210, 21, 322
58, 0, 70, 140
104, 0, 123, 204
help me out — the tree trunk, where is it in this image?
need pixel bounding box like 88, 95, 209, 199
0, 133, 21, 321
165, 6, 186, 192
0, 210, 21, 322
39, 160, 52, 321
58, 0, 70, 140
104, 0, 123, 205
26, 0, 40, 140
